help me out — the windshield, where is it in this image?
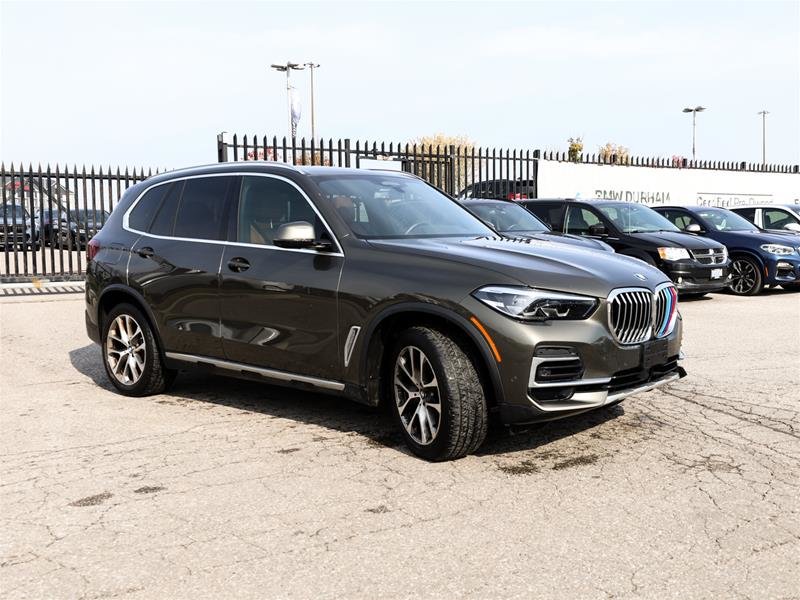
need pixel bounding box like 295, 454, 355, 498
467, 202, 548, 233
2, 205, 28, 221
696, 208, 758, 231
311, 174, 494, 239
597, 203, 679, 234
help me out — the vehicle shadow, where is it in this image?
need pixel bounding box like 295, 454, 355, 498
68, 343, 625, 458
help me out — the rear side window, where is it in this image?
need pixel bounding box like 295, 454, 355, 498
128, 183, 171, 231
149, 182, 183, 236
173, 177, 234, 241
524, 202, 564, 229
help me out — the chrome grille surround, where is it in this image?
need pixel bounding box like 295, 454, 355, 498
608, 284, 679, 345
607, 287, 653, 345
690, 247, 727, 265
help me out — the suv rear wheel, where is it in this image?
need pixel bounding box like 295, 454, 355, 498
388, 327, 488, 461
102, 303, 175, 396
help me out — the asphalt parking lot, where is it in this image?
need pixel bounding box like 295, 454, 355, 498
1, 290, 798, 599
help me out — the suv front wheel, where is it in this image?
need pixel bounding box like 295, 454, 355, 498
102, 303, 175, 396
388, 327, 488, 461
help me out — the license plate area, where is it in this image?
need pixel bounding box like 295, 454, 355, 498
711, 268, 723, 279
642, 338, 669, 369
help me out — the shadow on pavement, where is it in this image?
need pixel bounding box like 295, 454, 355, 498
68, 343, 624, 458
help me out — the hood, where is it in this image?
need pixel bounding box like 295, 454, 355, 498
628, 230, 722, 249
709, 229, 800, 247
516, 231, 614, 252
367, 236, 668, 299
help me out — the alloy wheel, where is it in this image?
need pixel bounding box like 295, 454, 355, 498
394, 346, 442, 446
105, 314, 146, 385
730, 259, 758, 294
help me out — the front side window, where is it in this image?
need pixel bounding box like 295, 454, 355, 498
764, 208, 799, 230
468, 202, 548, 233
596, 203, 678, 234
237, 176, 320, 246
696, 208, 756, 232
565, 206, 602, 235
311, 173, 493, 239
661, 209, 700, 230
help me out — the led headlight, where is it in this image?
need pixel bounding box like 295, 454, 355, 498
760, 244, 797, 256
657, 247, 691, 261
473, 286, 598, 321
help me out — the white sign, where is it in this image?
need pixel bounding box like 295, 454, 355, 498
536, 160, 800, 207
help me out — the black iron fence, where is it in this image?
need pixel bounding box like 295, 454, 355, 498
1, 164, 155, 282
215, 133, 540, 198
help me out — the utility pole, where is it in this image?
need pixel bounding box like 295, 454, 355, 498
270, 62, 305, 138
682, 106, 706, 160
758, 110, 769, 165
304, 63, 320, 140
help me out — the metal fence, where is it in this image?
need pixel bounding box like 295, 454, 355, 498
215, 134, 541, 198
1, 164, 154, 282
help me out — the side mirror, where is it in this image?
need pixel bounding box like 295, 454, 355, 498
588, 223, 606, 236
784, 222, 800, 232
685, 223, 703, 233
273, 221, 332, 251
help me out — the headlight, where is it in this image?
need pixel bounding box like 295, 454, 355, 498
657, 247, 691, 261
760, 244, 797, 256
472, 286, 598, 321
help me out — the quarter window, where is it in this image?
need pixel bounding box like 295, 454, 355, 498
237, 176, 320, 246
148, 182, 183, 236
129, 183, 171, 232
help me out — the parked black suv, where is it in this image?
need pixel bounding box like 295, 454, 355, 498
521, 199, 730, 296
86, 164, 685, 460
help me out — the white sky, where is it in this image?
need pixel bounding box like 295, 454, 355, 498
1, 0, 799, 170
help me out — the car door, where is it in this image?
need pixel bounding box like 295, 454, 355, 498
126, 176, 237, 358
218, 174, 344, 380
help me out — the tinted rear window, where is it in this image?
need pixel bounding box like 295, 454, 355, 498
129, 183, 171, 231
173, 177, 233, 241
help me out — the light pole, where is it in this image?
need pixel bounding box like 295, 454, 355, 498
757, 110, 769, 164
270, 62, 305, 138
682, 106, 706, 160
304, 62, 320, 140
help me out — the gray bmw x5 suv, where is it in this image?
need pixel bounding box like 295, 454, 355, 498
85, 163, 685, 461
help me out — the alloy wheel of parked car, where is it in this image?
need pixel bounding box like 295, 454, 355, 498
394, 345, 442, 445
388, 327, 488, 461
729, 256, 763, 295
102, 303, 175, 396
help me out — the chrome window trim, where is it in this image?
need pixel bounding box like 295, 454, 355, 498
122, 172, 344, 258
165, 352, 345, 391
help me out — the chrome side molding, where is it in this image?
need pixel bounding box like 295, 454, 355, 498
343, 326, 361, 368
165, 352, 345, 391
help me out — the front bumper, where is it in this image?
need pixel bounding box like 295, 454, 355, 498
765, 255, 800, 286
461, 294, 685, 425
661, 260, 730, 293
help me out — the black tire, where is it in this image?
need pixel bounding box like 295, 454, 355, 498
728, 256, 763, 295
386, 327, 488, 461
102, 303, 176, 396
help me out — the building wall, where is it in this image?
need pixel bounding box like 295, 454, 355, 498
536, 160, 799, 207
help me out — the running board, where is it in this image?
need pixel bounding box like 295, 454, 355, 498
165, 352, 345, 391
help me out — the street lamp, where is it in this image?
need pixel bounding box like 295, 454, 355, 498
682, 106, 706, 161
304, 62, 320, 141
270, 62, 305, 138
757, 110, 769, 165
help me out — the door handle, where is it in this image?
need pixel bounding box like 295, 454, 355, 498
137, 246, 155, 259
227, 257, 250, 272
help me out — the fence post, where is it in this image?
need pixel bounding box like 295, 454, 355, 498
447, 144, 457, 196
217, 133, 228, 163
344, 139, 351, 168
